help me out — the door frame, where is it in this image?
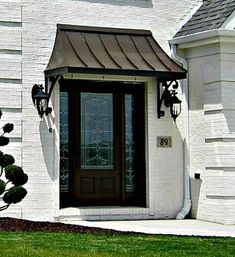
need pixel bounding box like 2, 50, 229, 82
59, 79, 146, 207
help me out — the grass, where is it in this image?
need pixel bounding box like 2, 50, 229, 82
0, 231, 235, 257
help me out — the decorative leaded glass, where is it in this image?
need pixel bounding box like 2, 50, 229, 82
60, 92, 69, 192
81, 93, 114, 170
125, 94, 136, 193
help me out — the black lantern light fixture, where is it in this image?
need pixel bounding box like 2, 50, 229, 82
31, 84, 52, 118
32, 75, 63, 118
157, 80, 182, 122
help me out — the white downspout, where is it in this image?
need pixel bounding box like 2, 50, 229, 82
170, 44, 192, 219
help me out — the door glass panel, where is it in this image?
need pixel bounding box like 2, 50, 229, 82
125, 94, 136, 193
81, 93, 114, 170
60, 91, 69, 192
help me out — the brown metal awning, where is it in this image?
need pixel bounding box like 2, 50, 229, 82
45, 24, 186, 80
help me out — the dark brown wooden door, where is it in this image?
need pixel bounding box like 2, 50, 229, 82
73, 90, 120, 205
60, 80, 146, 207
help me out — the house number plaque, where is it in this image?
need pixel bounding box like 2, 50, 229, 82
157, 136, 172, 148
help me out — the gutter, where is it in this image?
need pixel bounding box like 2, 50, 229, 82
170, 44, 192, 219
170, 29, 235, 49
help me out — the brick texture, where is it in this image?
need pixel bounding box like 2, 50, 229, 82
0, 0, 201, 221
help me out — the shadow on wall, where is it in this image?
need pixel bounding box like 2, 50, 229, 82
39, 118, 59, 181
223, 111, 235, 133
70, 0, 153, 8
205, 110, 235, 135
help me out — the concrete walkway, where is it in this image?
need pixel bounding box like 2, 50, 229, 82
63, 219, 235, 237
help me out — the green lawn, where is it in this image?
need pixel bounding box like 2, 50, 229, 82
0, 231, 234, 257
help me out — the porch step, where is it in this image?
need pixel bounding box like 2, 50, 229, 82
55, 207, 151, 221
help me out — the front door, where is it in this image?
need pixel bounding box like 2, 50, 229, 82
60, 80, 146, 207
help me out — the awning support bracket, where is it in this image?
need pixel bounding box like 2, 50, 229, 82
45, 75, 63, 98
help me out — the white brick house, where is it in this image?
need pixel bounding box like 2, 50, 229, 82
0, 0, 235, 225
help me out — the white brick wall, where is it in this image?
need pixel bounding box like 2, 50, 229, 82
146, 78, 184, 218
0, 0, 201, 220
178, 33, 235, 224
0, 1, 22, 22
0, 0, 23, 219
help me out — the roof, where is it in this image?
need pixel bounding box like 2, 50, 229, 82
174, 0, 235, 38
45, 24, 186, 80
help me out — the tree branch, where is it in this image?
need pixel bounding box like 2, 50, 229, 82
0, 167, 3, 177
0, 204, 10, 211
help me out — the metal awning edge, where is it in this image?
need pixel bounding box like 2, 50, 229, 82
44, 66, 187, 80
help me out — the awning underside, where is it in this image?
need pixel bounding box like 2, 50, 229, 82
45, 24, 186, 80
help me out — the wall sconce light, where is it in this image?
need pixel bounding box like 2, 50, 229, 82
31, 84, 52, 118
157, 80, 182, 122
32, 75, 63, 118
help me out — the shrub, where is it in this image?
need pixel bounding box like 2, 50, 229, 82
2, 123, 14, 134
0, 154, 15, 168
0, 179, 5, 195
5, 165, 28, 186
3, 186, 27, 204
0, 109, 28, 211
0, 136, 9, 147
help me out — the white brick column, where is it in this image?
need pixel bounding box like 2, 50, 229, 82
171, 30, 235, 224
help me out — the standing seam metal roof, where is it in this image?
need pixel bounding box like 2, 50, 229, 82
174, 0, 235, 38
45, 24, 186, 80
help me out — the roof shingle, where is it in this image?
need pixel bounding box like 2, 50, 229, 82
174, 0, 235, 38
